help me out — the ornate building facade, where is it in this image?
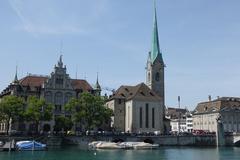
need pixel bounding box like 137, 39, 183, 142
0, 56, 101, 133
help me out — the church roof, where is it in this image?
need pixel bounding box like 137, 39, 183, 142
110, 83, 162, 101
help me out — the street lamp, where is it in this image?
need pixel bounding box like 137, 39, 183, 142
178, 96, 181, 134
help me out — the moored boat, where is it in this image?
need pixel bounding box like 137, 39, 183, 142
131, 142, 159, 149
88, 141, 159, 150
16, 140, 47, 151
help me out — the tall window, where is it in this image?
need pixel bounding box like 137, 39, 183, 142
55, 76, 64, 88
145, 103, 149, 128
148, 72, 151, 82
140, 107, 142, 128
155, 72, 160, 81
152, 108, 155, 128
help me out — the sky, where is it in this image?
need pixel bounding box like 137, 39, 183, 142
0, 0, 240, 110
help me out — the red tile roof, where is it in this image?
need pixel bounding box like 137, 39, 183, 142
19, 76, 48, 87
19, 75, 93, 91
71, 79, 93, 91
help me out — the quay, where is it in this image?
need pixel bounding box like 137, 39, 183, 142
0, 133, 240, 151
63, 134, 240, 147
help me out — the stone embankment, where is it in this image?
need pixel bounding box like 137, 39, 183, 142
63, 135, 217, 147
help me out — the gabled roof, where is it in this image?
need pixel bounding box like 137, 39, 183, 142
110, 83, 161, 101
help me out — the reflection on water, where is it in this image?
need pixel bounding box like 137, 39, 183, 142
0, 146, 240, 160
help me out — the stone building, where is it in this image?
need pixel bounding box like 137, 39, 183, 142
0, 56, 101, 133
106, 83, 164, 133
193, 97, 240, 133
106, 2, 167, 134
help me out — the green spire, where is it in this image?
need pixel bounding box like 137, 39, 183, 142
151, 0, 163, 63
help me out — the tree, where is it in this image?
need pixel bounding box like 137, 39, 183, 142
54, 116, 73, 134
0, 95, 25, 135
65, 92, 113, 131
25, 96, 53, 134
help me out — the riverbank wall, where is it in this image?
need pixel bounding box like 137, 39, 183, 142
63, 135, 217, 147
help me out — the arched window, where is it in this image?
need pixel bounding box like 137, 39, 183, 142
155, 72, 160, 81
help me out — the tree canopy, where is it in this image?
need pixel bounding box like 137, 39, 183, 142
54, 116, 73, 133
25, 96, 53, 133
65, 92, 113, 131
0, 95, 25, 134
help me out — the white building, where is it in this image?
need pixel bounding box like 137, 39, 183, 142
166, 107, 193, 133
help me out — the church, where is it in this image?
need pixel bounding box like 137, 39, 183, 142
0, 56, 101, 133
106, 2, 168, 133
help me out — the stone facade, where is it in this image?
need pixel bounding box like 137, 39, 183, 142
0, 56, 101, 133
193, 97, 240, 133
106, 83, 164, 133
106, 99, 125, 132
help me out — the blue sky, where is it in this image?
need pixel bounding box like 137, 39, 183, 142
0, 0, 240, 110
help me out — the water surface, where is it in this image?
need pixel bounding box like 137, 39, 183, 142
0, 146, 240, 160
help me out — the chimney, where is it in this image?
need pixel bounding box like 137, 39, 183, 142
208, 95, 212, 102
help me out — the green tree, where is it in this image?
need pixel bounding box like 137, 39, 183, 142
25, 96, 53, 134
65, 92, 113, 131
54, 116, 73, 134
0, 95, 25, 135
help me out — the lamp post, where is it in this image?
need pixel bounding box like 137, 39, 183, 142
178, 96, 181, 134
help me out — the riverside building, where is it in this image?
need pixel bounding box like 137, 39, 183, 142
0, 56, 101, 133
193, 97, 240, 133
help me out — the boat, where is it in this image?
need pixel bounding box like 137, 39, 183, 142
89, 141, 128, 149
95, 142, 126, 149
131, 142, 159, 149
88, 141, 104, 149
16, 140, 47, 151
88, 141, 159, 150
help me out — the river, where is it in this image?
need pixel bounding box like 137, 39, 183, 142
0, 146, 240, 160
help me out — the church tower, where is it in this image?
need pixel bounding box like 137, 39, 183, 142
146, 0, 165, 104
